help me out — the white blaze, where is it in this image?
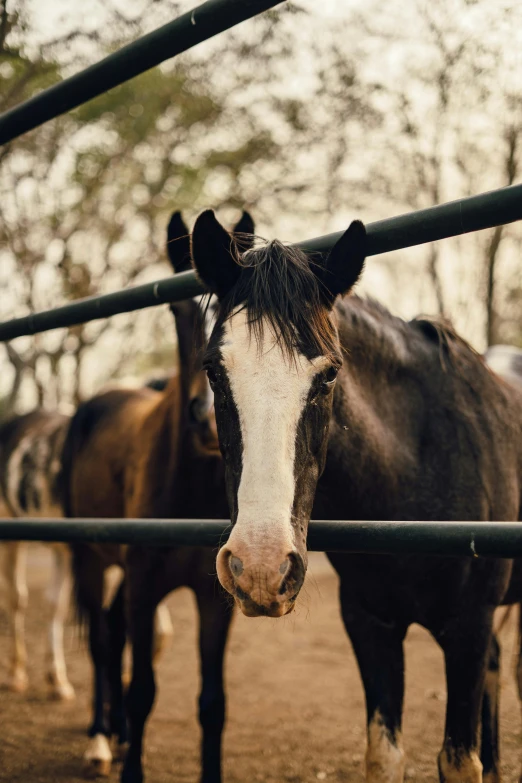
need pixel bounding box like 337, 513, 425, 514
221, 309, 328, 550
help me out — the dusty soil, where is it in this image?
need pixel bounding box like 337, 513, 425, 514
0, 546, 521, 783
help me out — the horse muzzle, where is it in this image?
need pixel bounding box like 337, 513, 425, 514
216, 543, 306, 618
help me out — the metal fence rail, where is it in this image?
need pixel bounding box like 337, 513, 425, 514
1, 519, 521, 558
1, 182, 521, 342
1, 1, 522, 555
0, 0, 285, 146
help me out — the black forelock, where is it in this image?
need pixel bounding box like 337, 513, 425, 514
215, 240, 339, 362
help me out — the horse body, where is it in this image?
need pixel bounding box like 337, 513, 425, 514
190, 210, 522, 783
64, 362, 229, 779
322, 301, 521, 782
0, 410, 75, 699
483, 345, 522, 782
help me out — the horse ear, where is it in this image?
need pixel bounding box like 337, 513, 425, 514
191, 210, 241, 299
318, 220, 367, 304
232, 210, 255, 253
166, 211, 191, 273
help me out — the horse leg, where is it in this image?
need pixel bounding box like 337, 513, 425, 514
84, 603, 112, 777
121, 549, 161, 783
121, 596, 155, 783
437, 611, 494, 783
4, 541, 29, 693
107, 582, 128, 762
515, 605, 522, 783
480, 634, 500, 783
195, 587, 233, 783
152, 600, 174, 664
46, 544, 75, 700
339, 587, 406, 783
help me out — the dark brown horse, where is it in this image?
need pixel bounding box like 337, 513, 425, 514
0, 410, 75, 699
482, 345, 522, 783
189, 210, 522, 783
61, 211, 253, 781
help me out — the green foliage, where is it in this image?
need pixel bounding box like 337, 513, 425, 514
0, 0, 306, 406
73, 66, 221, 140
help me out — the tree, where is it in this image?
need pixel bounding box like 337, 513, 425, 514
0, 0, 307, 411
329, 0, 522, 345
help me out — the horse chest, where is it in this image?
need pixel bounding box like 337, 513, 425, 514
327, 552, 511, 631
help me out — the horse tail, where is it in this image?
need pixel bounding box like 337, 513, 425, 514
59, 399, 105, 634
60, 406, 83, 519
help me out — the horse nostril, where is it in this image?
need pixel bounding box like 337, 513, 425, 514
230, 555, 244, 578
278, 552, 306, 596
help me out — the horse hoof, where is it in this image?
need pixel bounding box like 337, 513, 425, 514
84, 759, 112, 778
6, 670, 29, 693
47, 674, 76, 701
84, 734, 112, 778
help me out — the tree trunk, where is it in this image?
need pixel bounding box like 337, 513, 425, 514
427, 243, 445, 315
485, 225, 503, 347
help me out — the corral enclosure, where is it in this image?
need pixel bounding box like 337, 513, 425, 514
2, 0, 522, 409
1, 2, 522, 783
1, 548, 522, 783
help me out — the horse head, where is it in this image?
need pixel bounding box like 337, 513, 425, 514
191, 210, 366, 617
166, 210, 254, 451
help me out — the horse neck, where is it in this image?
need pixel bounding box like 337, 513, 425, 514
135, 299, 223, 517
172, 300, 206, 403
321, 298, 419, 516
145, 299, 206, 488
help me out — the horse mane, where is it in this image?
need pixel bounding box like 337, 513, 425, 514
219, 240, 339, 362
338, 296, 494, 387
412, 314, 485, 372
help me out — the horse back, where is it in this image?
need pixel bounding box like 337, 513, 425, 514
331, 301, 522, 524
61, 387, 162, 520
0, 410, 69, 517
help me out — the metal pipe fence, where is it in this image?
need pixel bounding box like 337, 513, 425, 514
0, 0, 285, 146
1, 183, 522, 342
0, 519, 521, 558
1, 0, 521, 553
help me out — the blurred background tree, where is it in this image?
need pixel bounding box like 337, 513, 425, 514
1, 0, 521, 415
321, 0, 522, 343
0, 0, 312, 410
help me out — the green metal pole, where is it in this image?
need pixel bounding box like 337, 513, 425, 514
0, 518, 521, 557
0, 0, 285, 146
1, 183, 521, 342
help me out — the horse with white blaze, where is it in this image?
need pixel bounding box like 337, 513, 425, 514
190, 209, 522, 783
0, 410, 75, 700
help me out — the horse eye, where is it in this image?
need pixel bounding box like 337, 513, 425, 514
206, 367, 217, 387
324, 366, 339, 385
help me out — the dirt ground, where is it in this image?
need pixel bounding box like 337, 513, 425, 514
0, 547, 521, 783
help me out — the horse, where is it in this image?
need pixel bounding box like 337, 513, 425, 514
481, 345, 522, 782
61, 210, 254, 782
0, 379, 178, 702
189, 209, 522, 783
0, 410, 75, 700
